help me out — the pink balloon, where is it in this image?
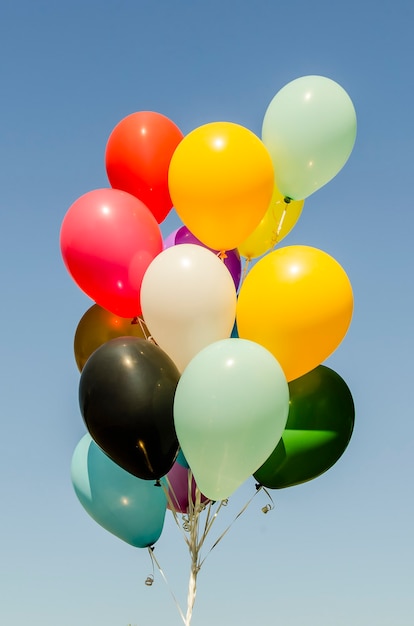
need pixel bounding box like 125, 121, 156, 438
60, 188, 163, 318
166, 461, 207, 513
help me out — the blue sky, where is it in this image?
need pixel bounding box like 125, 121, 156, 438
0, 1, 413, 625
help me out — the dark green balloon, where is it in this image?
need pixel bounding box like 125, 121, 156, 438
79, 337, 180, 481
254, 365, 354, 489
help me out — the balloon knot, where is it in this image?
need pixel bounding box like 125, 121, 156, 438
154, 479, 161, 487
131, 317, 139, 325
261, 504, 273, 514
145, 575, 154, 586
283, 196, 292, 204
218, 250, 228, 260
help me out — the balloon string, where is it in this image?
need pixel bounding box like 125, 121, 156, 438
162, 479, 191, 548
198, 485, 263, 569
134, 316, 150, 340
270, 197, 291, 251
147, 547, 187, 626
240, 257, 251, 286
259, 485, 276, 513
185, 487, 202, 626
197, 498, 228, 553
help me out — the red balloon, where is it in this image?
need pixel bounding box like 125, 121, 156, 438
60, 188, 163, 318
105, 111, 184, 223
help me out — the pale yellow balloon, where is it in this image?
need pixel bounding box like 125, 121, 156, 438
238, 186, 304, 260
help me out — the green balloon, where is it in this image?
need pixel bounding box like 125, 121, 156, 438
174, 338, 289, 501
254, 365, 354, 489
262, 75, 357, 200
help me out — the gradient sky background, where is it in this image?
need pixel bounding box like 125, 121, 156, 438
1, 1, 413, 625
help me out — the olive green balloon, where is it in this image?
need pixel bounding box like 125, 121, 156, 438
254, 365, 354, 489
262, 75, 357, 200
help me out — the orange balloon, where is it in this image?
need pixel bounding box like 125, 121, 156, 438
236, 246, 353, 381
168, 122, 274, 251
74, 304, 147, 371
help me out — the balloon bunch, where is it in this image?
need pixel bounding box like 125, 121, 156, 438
61, 76, 357, 626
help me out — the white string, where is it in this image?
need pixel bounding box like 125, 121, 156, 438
148, 547, 187, 626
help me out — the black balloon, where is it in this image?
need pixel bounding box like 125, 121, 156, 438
79, 337, 180, 480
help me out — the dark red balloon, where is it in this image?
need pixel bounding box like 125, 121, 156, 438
105, 111, 184, 223
79, 337, 180, 481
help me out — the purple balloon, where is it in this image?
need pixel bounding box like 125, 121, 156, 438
166, 461, 207, 513
163, 228, 179, 250
175, 226, 242, 290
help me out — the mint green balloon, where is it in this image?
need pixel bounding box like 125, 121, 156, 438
173, 338, 289, 501
262, 75, 357, 200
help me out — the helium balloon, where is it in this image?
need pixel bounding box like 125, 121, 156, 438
174, 226, 242, 290
254, 365, 355, 488
238, 187, 304, 260
175, 448, 189, 468
166, 461, 208, 513
105, 111, 184, 223
173, 338, 289, 501
74, 304, 147, 372
60, 188, 163, 318
163, 227, 180, 250
236, 245, 353, 381
141, 244, 237, 372
71, 434, 167, 547
79, 337, 180, 480
262, 75, 357, 200
168, 121, 274, 251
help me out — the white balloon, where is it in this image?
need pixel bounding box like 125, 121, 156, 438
141, 244, 237, 372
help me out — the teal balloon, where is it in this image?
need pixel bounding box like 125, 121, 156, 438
71, 434, 167, 547
262, 75, 357, 200
176, 448, 189, 468
254, 365, 355, 489
174, 338, 289, 501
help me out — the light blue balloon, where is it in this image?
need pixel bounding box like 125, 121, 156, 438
71, 434, 167, 548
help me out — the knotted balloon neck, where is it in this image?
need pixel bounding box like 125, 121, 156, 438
217, 250, 228, 261
270, 196, 292, 249
131, 316, 156, 344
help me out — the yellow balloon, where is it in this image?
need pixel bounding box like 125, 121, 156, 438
74, 304, 147, 371
238, 186, 304, 259
168, 122, 274, 251
236, 246, 353, 382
